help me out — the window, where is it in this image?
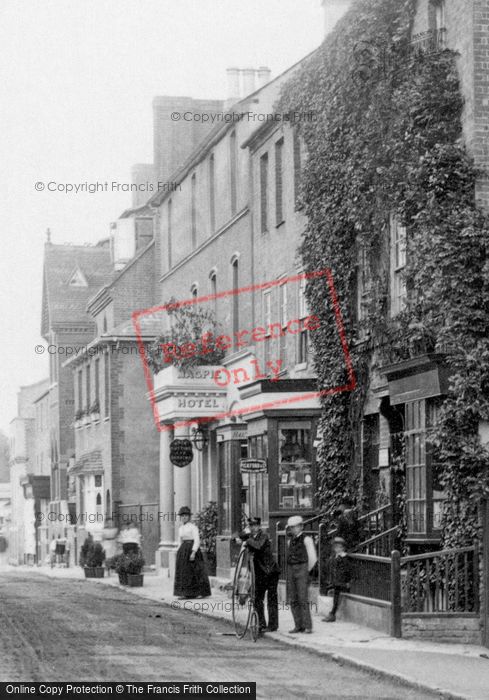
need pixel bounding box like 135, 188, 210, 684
278, 424, 313, 510
104, 353, 110, 418
405, 400, 426, 536
230, 131, 237, 215
362, 414, 380, 472
103, 316, 107, 333
167, 199, 172, 269
426, 398, 445, 533
94, 474, 102, 487
263, 289, 272, 367
357, 243, 370, 327
293, 129, 302, 203
77, 370, 83, 411
279, 282, 287, 368
209, 271, 217, 318
260, 152, 269, 233
86, 364, 91, 411
191, 284, 198, 299
275, 138, 284, 225
191, 173, 197, 249
298, 275, 309, 364
232, 258, 239, 337
390, 214, 407, 316
209, 154, 216, 233
434, 1, 446, 48
94, 358, 100, 405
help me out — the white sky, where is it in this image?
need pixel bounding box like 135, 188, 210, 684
0, 0, 325, 434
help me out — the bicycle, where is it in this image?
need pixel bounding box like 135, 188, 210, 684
231, 544, 260, 642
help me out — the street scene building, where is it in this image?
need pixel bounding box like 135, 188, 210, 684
3, 0, 489, 692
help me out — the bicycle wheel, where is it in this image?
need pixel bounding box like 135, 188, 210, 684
250, 609, 259, 642
232, 547, 254, 638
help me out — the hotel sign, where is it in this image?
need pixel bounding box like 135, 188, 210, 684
170, 439, 193, 467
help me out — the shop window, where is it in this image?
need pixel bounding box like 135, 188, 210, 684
426, 398, 445, 533
218, 442, 233, 535
405, 400, 426, 536
278, 425, 313, 510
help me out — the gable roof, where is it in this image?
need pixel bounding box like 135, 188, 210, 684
41, 242, 113, 338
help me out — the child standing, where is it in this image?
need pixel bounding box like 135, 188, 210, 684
322, 536, 352, 622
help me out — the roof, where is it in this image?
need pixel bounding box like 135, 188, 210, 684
41, 243, 114, 338
70, 449, 103, 475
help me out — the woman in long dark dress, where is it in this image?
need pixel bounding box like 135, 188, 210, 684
173, 506, 211, 598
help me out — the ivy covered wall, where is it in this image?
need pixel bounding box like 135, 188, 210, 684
279, 0, 489, 547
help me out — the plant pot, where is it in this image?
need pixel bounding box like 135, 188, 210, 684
127, 573, 144, 587
118, 572, 128, 585
94, 566, 105, 578
84, 567, 96, 578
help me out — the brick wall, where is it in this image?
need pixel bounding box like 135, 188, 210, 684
110, 242, 155, 325
402, 613, 481, 644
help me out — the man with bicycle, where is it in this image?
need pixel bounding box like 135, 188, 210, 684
240, 516, 280, 633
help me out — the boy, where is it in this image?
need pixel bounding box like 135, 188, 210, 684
286, 515, 317, 634
322, 537, 352, 622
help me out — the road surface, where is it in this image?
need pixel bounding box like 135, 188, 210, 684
0, 571, 436, 699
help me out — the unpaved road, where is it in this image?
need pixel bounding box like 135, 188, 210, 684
0, 571, 436, 699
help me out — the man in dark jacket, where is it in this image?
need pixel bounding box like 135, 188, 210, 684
241, 517, 280, 632
322, 537, 352, 622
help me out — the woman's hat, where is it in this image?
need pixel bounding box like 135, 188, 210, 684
248, 516, 261, 526
287, 515, 303, 527
178, 506, 192, 516
333, 537, 346, 545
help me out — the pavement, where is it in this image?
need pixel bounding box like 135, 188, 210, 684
8, 564, 489, 700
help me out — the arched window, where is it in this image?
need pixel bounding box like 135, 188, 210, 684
231, 256, 239, 336
209, 269, 217, 318
191, 283, 198, 299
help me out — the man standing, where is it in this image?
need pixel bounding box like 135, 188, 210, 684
241, 516, 280, 633
286, 515, 317, 634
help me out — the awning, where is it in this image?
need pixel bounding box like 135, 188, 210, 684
70, 450, 103, 475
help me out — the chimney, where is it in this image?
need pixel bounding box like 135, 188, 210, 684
226, 67, 241, 104
321, 0, 352, 37
241, 68, 256, 97
256, 67, 272, 88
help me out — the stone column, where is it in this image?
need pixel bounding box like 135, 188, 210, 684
173, 425, 192, 513
157, 426, 176, 569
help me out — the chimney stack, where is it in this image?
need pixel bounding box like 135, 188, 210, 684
226, 67, 241, 104
241, 68, 256, 97
321, 0, 352, 37
256, 67, 272, 88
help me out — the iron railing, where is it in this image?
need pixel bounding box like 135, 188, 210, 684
401, 544, 479, 614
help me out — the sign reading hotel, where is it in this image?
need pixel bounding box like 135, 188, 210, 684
132, 270, 356, 432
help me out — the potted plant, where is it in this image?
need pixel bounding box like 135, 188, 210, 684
126, 550, 145, 587
195, 501, 218, 576
114, 553, 130, 585
79, 536, 105, 578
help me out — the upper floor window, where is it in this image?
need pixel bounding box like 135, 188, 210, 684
86, 364, 91, 411
293, 129, 302, 204
209, 270, 217, 318
263, 289, 272, 366
191, 283, 198, 299
230, 131, 237, 215
232, 258, 239, 337
279, 281, 287, 368
94, 358, 100, 405
167, 199, 172, 269
209, 154, 216, 234
191, 173, 197, 249
260, 152, 269, 233
429, 0, 446, 48
275, 138, 284, 226
103, 316, 107, 333
357, 242, 370, 328
390, 214, 407, 317
77, 370, 83, 411
104, 353, 110, 418
297, 275, 309, 365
